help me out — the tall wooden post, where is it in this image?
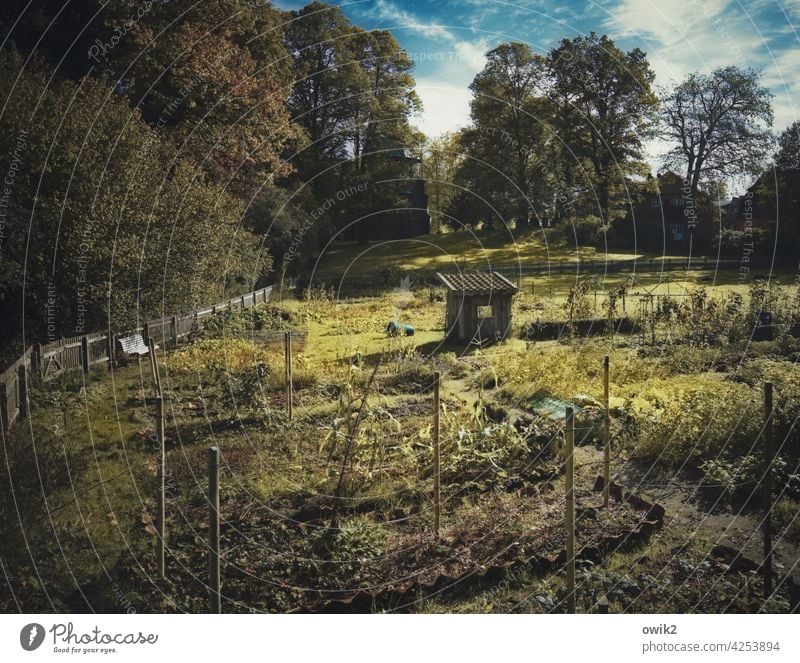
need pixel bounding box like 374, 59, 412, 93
565, 406, 576, 613
148, 338, 161, 396
0, 382, 9, 437
603, 355, 610, 508
763, 382, 774, 599
208, 446, 221, 613
80, 336, 89, 374
433, 371, 441, 538
284, 331, 293, 421
17, 365, 28, 420
170, 316, 178, 347
32, 343, 42, 377
107, 333, 115, 371
156, 395, 166, 578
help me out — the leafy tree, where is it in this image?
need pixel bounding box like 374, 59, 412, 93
285, 15, 422, 242
92, 0, 297, 195
423, 133, 461, 232
285, 1, 368, 194
243, 184, 321, 284
0, 48, 266, 343
461, 43, 554, 228
660, 66, 773, 198
775, 121, 800, 170
548, 33, 658, 225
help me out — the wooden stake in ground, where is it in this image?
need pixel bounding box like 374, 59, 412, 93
433, 371, 441, 538
565, 406, 576, 613
148, 338, 161, 396
284, 331, 293, 422
603, 355, 610, 508
156, 395, 166, 578
80, 336, 89, 375
763, 381, 774, 599
17, 365, 28, 420
208, 446, 221, 613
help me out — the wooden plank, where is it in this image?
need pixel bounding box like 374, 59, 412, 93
603, 355, 610, 508
17, 365, 28, 419
565, 406, 576, 613
81, 336, 89, 374
763, 382, 774, 598
433, 371, 441, 538
156, 396, 166, 578
0, 381, 10, 437
208, 446, 221, 613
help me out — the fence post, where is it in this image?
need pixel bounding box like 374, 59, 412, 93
148, 338, 162, 396
17, 365, 28, 420
565, 406, 576, 613
240, 295, 245, 309
0, 382, 8, 438
763, 382, 774, 599
208, 446, 221, 613
603, 355, 610, 508
156, 395, 166, 579
142, 323, 150, 345
107, 333, 116, 371
433, 371, 441, 539
284, 331, 293, 421
32, 343, 42, 377
170, 316, 178, 347
80, 336, 89, 374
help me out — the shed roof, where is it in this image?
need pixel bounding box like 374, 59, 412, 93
436, 271, 519, 295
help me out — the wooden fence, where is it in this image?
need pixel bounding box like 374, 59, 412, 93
0, 285, 274, 437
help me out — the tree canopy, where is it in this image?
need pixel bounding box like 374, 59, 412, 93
0, 1, 423, 346
660, 66, 774, 196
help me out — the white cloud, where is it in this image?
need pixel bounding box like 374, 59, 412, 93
604, 0, 743, 83
412, 81, 473, 137
365, 1, 489, 137
604, 0, 799, 130
370, 0, 455, 40
762, 49, 800, 127
453, 38, 490, 73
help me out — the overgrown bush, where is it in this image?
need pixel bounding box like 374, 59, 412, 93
772, 498, 800, 543
200, 304, 292, 339
310, 515, 387, 569
629, 378, 761, 467
700, 454, 800, 504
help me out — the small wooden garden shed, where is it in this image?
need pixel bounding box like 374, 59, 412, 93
436, 271, 519, 343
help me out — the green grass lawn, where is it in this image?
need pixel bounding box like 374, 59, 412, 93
314, 229, 648, 278
313, 230, 797, 302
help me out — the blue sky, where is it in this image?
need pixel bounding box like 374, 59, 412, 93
276, 0, 799, 146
